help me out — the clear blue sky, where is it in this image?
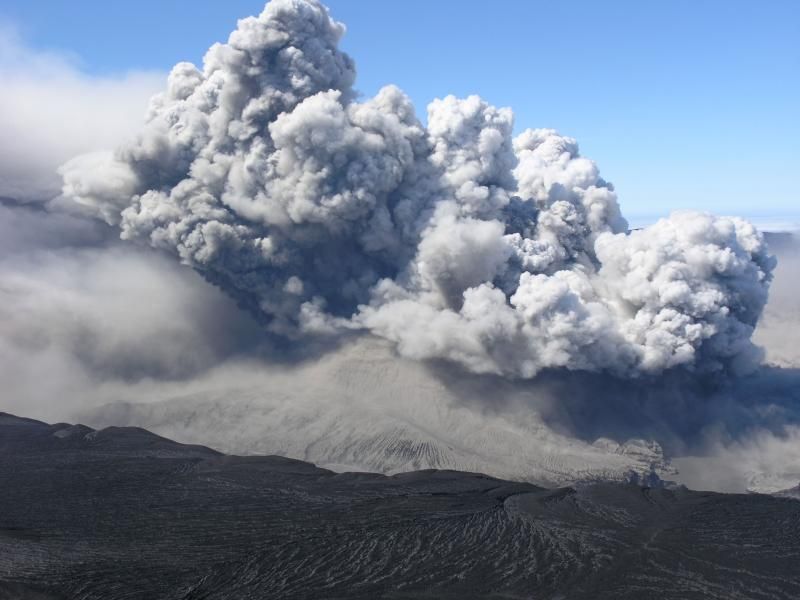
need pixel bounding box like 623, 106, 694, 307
2, 0, 798, 225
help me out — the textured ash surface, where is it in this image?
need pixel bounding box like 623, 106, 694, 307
1, 412, 799, 600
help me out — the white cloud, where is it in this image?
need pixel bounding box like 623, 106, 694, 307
0, 26, 164, 202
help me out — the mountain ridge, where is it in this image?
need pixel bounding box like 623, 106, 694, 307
81, 336, 676, 489
2, 411, 800, 599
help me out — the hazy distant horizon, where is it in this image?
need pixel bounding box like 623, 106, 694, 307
626, 212, 800, 232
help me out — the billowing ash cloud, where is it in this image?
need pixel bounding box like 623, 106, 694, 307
60, 0, 775, 378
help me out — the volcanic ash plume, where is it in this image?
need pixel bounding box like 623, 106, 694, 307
59, 0, 775, 378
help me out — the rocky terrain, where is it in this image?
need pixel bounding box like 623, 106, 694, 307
2, 412, 799, 599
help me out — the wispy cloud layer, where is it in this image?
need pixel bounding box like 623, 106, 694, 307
0, 26, 163, 202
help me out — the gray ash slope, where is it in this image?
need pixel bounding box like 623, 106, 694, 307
2, 413, 800, 600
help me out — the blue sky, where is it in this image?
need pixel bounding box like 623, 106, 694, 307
1, 0, 798, 225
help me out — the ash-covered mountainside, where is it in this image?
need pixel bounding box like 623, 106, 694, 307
2, 412, 799, 600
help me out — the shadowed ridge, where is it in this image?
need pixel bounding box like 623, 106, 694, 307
0, 412, 221, 458
1, 410, 800, 599
85, 425, 223, 457
0, 412, 50, 427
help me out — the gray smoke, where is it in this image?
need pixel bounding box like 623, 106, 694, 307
60, 0, 775, 379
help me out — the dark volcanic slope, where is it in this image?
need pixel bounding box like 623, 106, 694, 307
1, 413, 799, 600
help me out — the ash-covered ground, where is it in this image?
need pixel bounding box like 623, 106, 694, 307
2, 412, 799, 600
